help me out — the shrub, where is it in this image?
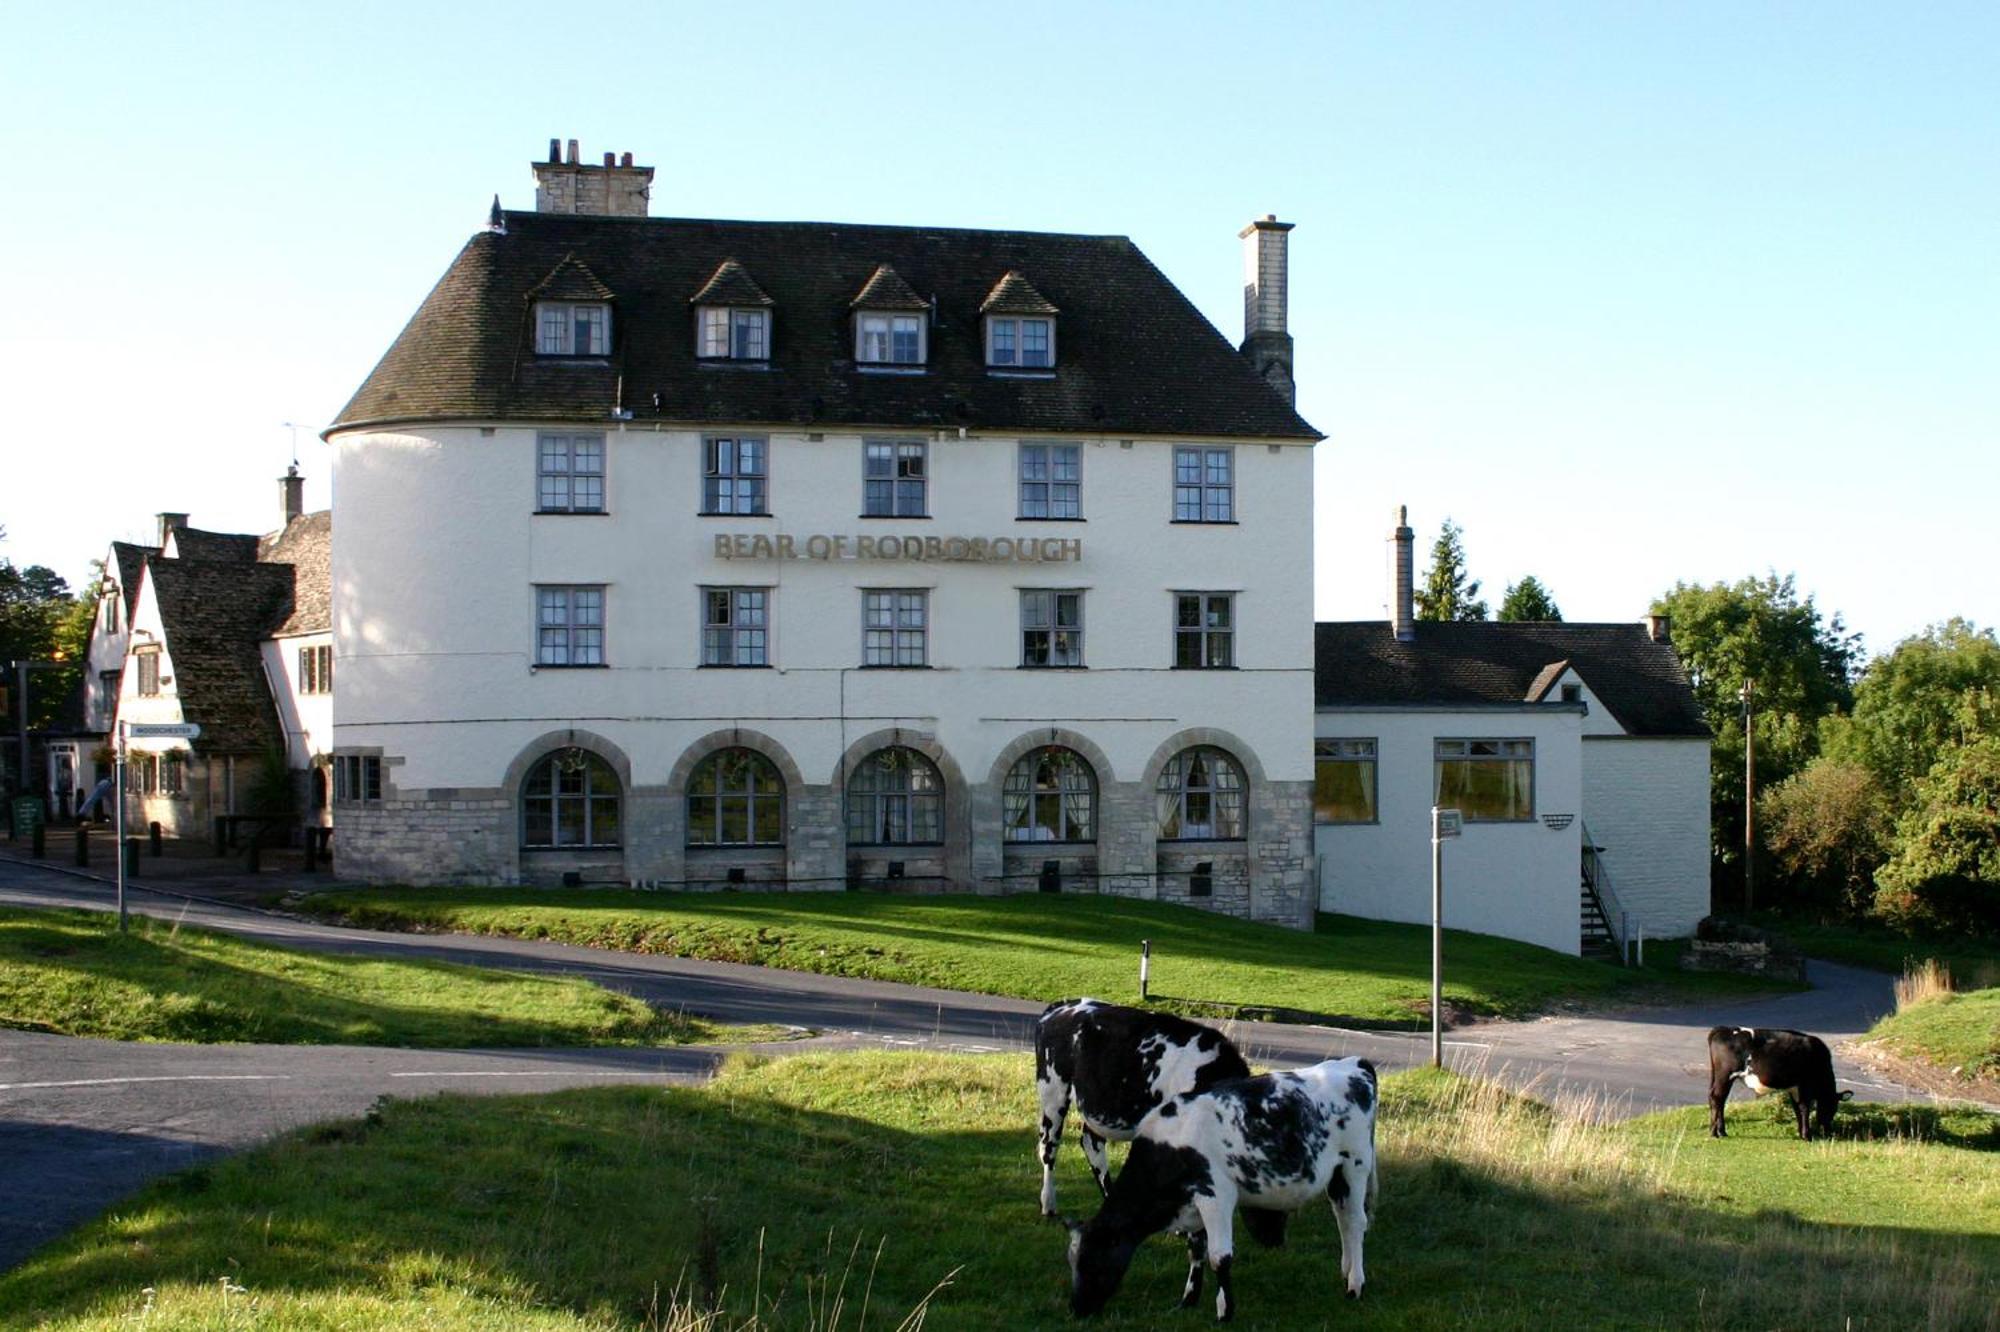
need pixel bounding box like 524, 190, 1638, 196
1758, 758, 1891, 914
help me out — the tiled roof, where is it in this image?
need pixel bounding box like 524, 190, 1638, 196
259, 510, 331, 637
981, 270, 1059, 315
145, 559, 296, 753
109, 541, 157, 616
526, 253, 615, 302
849, 262, 929, 311
1314, 622, 1710, 738
690, 257, 774, 307
167, 527, 260, 563
330, 211, 1320, 440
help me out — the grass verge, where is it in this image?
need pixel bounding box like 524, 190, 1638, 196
1867, 982, 2000, 1085
296, 888, 1786, 1026
1, 1052, 1993, 1330
1742, 909, 2000, 980
0, 907, 772, 1048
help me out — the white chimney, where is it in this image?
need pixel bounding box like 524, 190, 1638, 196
532, 137, 654, 217
1390, 506, 1415, 642
1239, 215, 1296, 404
1647, 613, 1672, 644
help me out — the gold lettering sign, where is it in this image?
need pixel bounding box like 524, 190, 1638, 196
713, 534, 1081, 563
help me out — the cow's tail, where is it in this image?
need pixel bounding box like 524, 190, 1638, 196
1359, 1059, 1380, 1221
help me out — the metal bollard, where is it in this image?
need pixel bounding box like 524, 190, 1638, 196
149, 821, 163, 856
74, 825, 89, 867
123, 837, 140, 877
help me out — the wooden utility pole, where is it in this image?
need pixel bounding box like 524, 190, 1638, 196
1742, 678, 1756, 914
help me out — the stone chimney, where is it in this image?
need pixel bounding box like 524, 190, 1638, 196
1239, 215, 1296, 404
531, 137, 654, 217
1390, 505, 1415, 642
156, 512, 188, 548
280, 465, 305, 526
1647, 613, 1672, 644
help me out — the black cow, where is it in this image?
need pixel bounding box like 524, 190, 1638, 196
1066, 1056, 1380, 1322
1034, 999, 1254, 1217
1706, 1025, 1852, 1141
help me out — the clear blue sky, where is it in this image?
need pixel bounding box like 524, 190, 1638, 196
3, 2, 1994, 657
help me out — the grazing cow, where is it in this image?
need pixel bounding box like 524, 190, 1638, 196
1066, 1056, 1379, 1322
1706, 1025, 1852, 1141
1034, 999, 1254, 1217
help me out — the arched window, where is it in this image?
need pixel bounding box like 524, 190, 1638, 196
1156, 747, 1246, 840
846, 747, 943, 845
688, 748, 784, 847
522, 749, 622, 847
1004, 746, 1095, 842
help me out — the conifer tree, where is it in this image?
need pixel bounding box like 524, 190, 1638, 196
1498, 575, 1562, 622
1415, 519, 1487, 622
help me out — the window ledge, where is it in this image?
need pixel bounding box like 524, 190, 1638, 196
855, 364, 927, 375
521, 844, 624, 853
1171, 665, 1239, 672
1017, 664, 1089, 671
858, 664, 932, 670
531, 663, 610, 671
697, 663, 773, 670
535, 357, 613, 366
698, 511, 773, 519
1159, 837, 1249, 848
1170, 519, 1240, 526
534, 509, 611, 516
858, 513, 932, 521
987, 368, 1057, 379
1016, 516, 1086, 523
848, 842, 946, 849
696, 359, 772, 371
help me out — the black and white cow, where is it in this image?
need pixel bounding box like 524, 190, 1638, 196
1066, 1056, 1379, 1322
1706, 1025, 1852, 1141
1035, 999, 1253, 1216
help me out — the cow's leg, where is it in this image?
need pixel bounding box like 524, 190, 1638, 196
1037, 1078, 1070, 1216
1180, 1228, 1208, 1309
1708, 1076, 1731, 1138
1080, 1126, 1113, 1198
1194, 1193, 1237, 1322
1793, 1090, 1812, 1142
1330, 1158, 1368, 1298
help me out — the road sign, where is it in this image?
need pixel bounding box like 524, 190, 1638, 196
1435, 808, 1462, 839
126, 722, 202, 739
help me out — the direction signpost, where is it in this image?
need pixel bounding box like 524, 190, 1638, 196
1430, 806, 1461, 1068
115, 721, 199, 930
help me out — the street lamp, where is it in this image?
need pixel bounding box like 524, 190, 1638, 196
1741, 678, 1756, 914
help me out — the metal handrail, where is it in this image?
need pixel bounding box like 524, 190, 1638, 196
1580, 821, 1631, 962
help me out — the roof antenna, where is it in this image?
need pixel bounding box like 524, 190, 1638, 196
280, 422, 302, 469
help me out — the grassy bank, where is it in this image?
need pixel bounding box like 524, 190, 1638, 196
2, 1052, 1993, 1330
0, 907, 756, 1048
1743, 909, 2000, 980
298, 888, 1784, 1026
1869, 984, 2000, 1084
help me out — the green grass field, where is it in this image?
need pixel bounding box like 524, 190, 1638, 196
1, 1053, 1992, 1330
1868, 986, 2000, 1083
297, 888, 1786, 1026
0, 907, 770, 1048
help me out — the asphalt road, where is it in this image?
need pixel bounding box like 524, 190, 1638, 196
0, 857, 1958, 1273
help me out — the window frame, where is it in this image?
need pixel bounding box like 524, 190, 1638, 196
1433, 737, 1536, 823
697, 305, 771, 361
1313, 737, 1378, 825
534, 301, 611, 357
862, 439, 929, 518
844, 746, 944, 846
985, 315, 1056, 369
1017, 443, 1082, 520
701, 435, 769, 516
862, 589, 928, 667
297, 643, 333, 695
1020, 589, 1085, 668
700, 586, 771, 667
135, 651, 160, 697
686, 747, 785, 848
854, 311, 927, 366
1173, 592, 1235, 669
333, 754, 383, 804
1002, 746, 1097, 844
1172, 446, 1236, 523
1156, 746, 1248, 841
520, 749, 622, 849
537, 432, 607, 513
535, 584, 606, 667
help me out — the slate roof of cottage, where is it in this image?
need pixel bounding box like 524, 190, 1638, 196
1314, 622, 1710, 738
981, 270, 1060, 315
167, 527, 261, 563
526, 254, 615, 303
109, 542, 158, 616
690, 258, 773, 307
849, 262, 929, 311
144, 559, 296, 753
329, 210, 1320, 440
258, 510, 332, 637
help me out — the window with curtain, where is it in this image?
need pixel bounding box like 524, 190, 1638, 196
1156, 746, 1246, 840
845, 747, 943, 844
686, 748, 784, 847
1434, 738, 1534, 821
1313, 738, 1377, 824
1003, 746, 1095, 842
522, 749, 622, 848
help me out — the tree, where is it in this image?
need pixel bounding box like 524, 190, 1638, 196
1651, 575, 1861, 895
1414, 519, 1487, 622
0, 541, 89, 734
1497, 576, 1562, 623
1872, 715, 2000, 934
1822, 619, 2000, 802
1758, 758, 1892, 915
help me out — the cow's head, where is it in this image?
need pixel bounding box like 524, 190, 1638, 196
1064, 1216, 1138, 1317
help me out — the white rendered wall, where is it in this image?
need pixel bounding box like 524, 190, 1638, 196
263, 633, 334, 767
1580, 736, 1712, 939
331, 422, 1313, 803
1314, 708, 1585, 955
83, 555, 135, 737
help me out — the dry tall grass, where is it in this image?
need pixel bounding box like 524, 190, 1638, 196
1897, 958, 1956, 1010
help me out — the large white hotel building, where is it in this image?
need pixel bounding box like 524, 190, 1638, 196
325, 142, 1324, 927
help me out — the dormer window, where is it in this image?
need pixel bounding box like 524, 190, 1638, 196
987, 316, 1054, 368
700, 307, 770, 360
690, 259, 776, 362
536, 301, 610, 356
849, 264, 930, 369
980, 270, 1059, 372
